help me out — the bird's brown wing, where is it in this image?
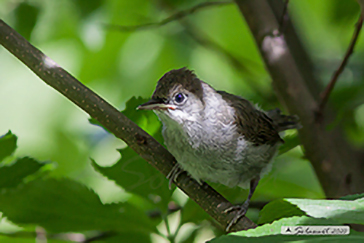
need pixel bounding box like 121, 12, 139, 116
218, 91, 282, 146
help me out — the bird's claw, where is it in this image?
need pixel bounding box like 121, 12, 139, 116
166, 164, 184, 189
224, 202, 249, 232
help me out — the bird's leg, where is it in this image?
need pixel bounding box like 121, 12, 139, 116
166, 163, 184, 189
224, 176, 260, 232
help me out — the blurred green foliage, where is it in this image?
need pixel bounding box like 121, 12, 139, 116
0, 0, 364, 242
212, 216, 364, 242
0, 131, 17, 162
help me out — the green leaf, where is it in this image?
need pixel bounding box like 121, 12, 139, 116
259, 196, 364, 226
330, 0, 360, 25
0, 131, 17, 162
122, 97, 150, 123
90, 97, 162, 140
122, 97, 163, 144
0, 178, 156, 233
0, 235, 34, 243
258, 199, 306, 225
14, 2, 40, 40
92, 96, 169, 208
235, 216, 350, 237
92, 147, 172, 210
278, 134, 300, 155
0, 234, 65, 243
179, 227, 200, 243
210, 216, 364, 242
285, 198, 364, 225
0, 157, 45, 189
121, 97, 163, 139
181, 198, 207, 225
74, 0, 103, 17
211, 232, 364, 243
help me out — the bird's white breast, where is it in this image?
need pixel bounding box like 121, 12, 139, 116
155, 83, 277, 189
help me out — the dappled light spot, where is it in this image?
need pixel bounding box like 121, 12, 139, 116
42, 55, 59, 69
262, 31, 287, 63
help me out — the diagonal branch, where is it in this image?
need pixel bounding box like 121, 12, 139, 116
105, 1, 232, 31
317, 15, 363, 119
0, 19, 255, 232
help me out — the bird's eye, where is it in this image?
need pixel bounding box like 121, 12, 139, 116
174, 93, 186, 104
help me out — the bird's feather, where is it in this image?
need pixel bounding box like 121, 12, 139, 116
217, 91, 283, 146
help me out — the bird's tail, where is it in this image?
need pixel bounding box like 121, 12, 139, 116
266, 108, 301, 132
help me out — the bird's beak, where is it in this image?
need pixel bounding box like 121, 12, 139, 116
137, 99, 176, 110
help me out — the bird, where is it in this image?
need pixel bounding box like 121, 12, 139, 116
138, 67, 300, 231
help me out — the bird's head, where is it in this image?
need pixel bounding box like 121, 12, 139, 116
138, 67, 205, 124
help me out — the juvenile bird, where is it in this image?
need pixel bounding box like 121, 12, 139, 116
138, 67, 300, 231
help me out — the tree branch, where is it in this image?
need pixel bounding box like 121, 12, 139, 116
317, 15, 363, 118
266, 0, 322, 100
0, 19, 255, 232
278, 0, 290, 34
105, 1, 232, 31
358, 0, 364, 15
233, 0, 364, 197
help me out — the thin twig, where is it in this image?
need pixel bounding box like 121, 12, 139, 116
105, 1, 232, 31
317, 15, 363, 119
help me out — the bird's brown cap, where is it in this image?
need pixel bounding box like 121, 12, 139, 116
152, 67, 204, 101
